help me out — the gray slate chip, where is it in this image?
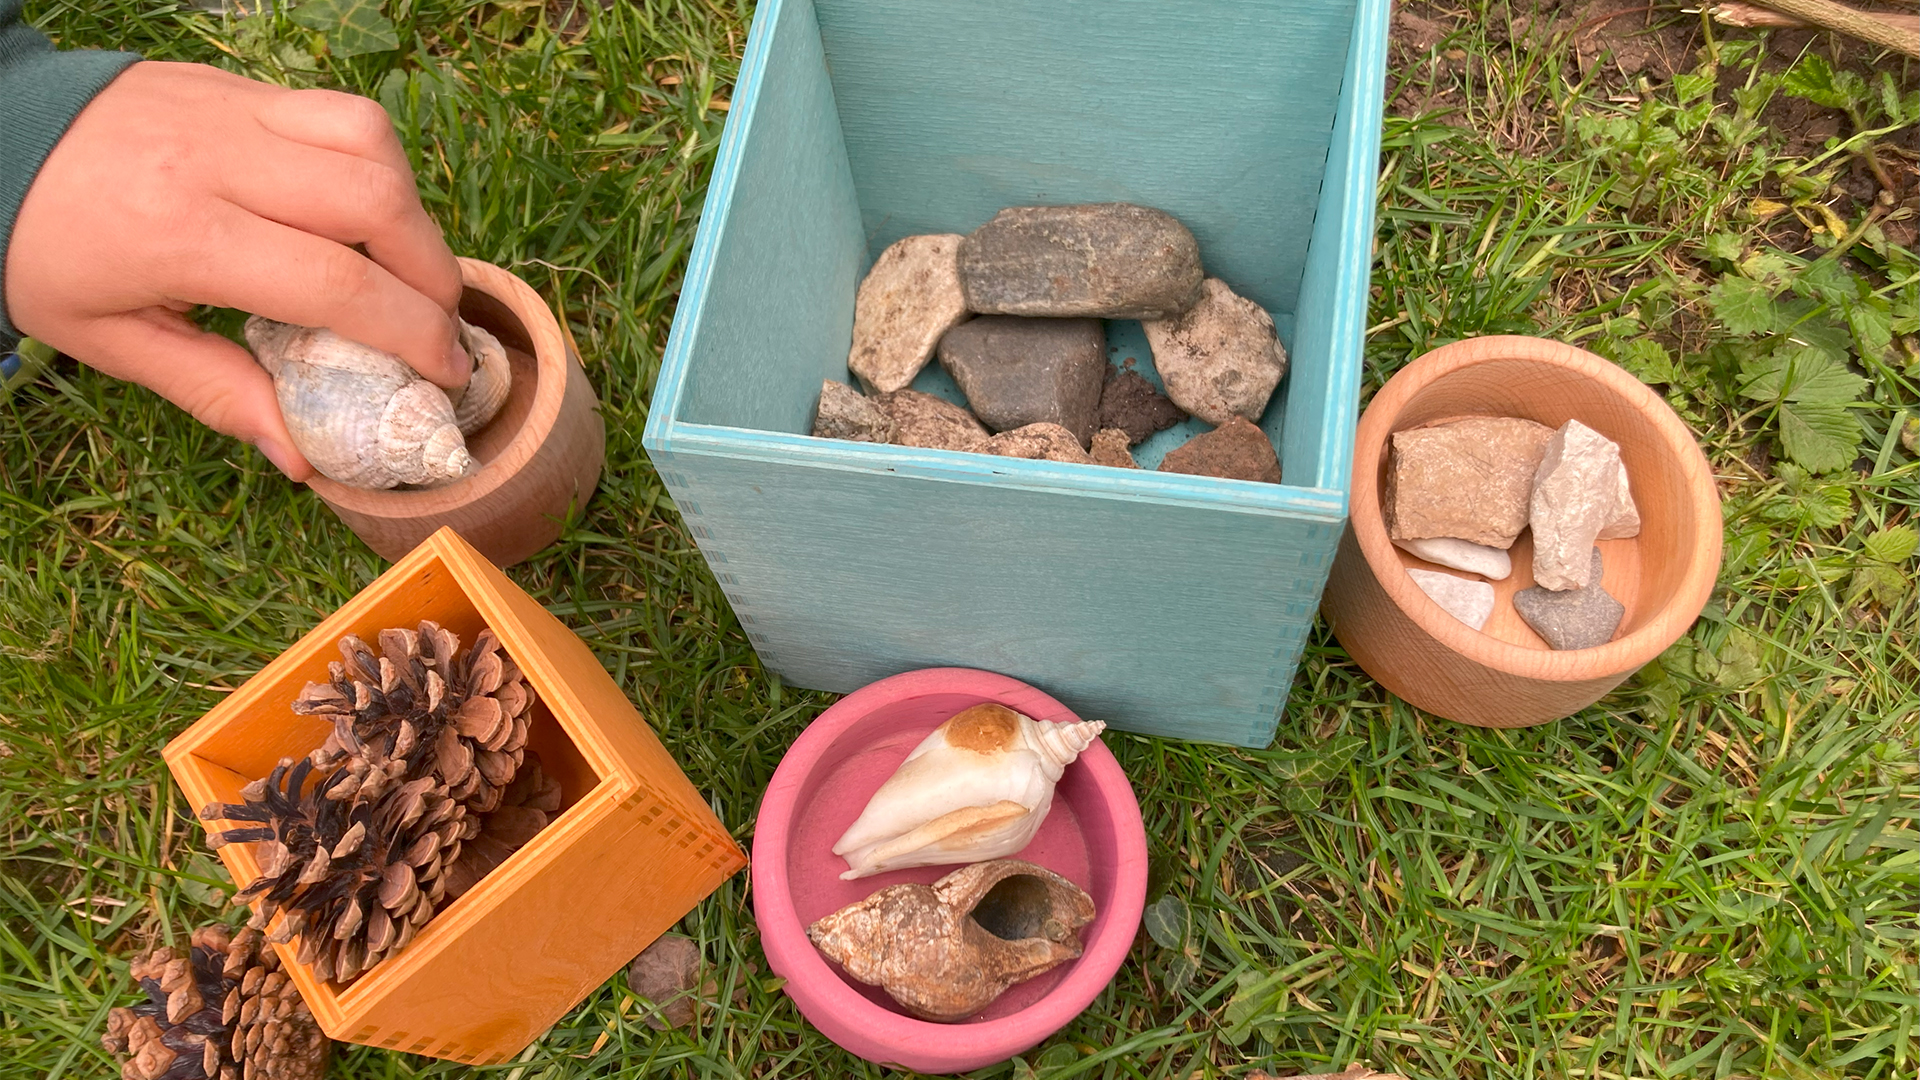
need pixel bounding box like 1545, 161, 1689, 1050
937, 316, 1105, 445
1512, 548, 1625, 650
957, 203, 1204, 319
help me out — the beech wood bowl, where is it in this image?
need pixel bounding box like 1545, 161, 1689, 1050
1322, 336, 1721, 727
307, 259, 605, 568
752, 668, 1147, 1074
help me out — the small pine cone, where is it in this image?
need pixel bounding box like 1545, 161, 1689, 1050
293, 622, 538, 815
443, 750, 565, 900
104, 927, 328, 1080
202, 757, 466, 987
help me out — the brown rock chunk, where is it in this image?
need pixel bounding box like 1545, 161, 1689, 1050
985, 423, 1094, 464
847, 235, 971, 393
873, 390, 990, 453
1142, 278, 1288, 425
1089, 428, 1138, 469
936, 316, 1106, 444
1158, 417, 1281, 483
1530, 420, 1628, 590
627, 933, 703, 1030
1098, 367, 1187, 445
812, 380, 894, 443
957, 204, 1204, 319
1385, 417, 1553, 548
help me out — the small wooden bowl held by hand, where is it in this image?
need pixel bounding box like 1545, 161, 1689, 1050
752, 668, 1148, 1074
1322, 336, 1721, 728
307, 259, 605, 568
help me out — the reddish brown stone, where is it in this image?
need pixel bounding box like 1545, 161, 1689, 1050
1089, 428, 1138, 469
1157, 417, 1281, 483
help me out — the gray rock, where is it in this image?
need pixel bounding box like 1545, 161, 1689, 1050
1089, 427, 1138, 469
1407, 568, 1495, 630
957, 204, 1204, 319
812, 380, 894, 443
985, 423, 1094, 464
1393, 536, 1511, 580
1158, 417, 1282, 484
628, 933, 703, 1030
1530, 420, 1628, 590
1386, 416, 1554, 548
1142, 278, 1288, 425
873, 389, 990, 453
1513, 548, 1624, 650
1098, 367, 1187, 445
936, 316, 1105, 445
847, 234, 971, 393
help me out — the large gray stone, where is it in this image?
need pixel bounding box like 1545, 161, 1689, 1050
1386, 416, 1554, 548
985, 423, 1094, 464
873, 389, 990, 453
936, 316, 1105, 445
847, 234, 971, 393
1513, 548, 1624, 649
1530, 419, 1627, 590
957, 204, 1204, 319
1142, 278, 1288, 425
812, 380, 894, 443
1407, 568, 1496, 630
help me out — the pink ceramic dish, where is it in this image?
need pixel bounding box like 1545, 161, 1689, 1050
752, 668, 1148, 1073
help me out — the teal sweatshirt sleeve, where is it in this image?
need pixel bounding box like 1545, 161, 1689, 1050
0, 1, 140, 346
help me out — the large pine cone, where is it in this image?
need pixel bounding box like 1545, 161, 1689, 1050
103, 924, 328, 1080
295, 622, 537, 814
201, 756, 475, 985
443, 750, 565, 901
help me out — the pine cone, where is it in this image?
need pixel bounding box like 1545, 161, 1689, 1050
201, 757, 475, 985
103, 924, 328, 1080
443, 751, 565, 901
295, 622, 537, 814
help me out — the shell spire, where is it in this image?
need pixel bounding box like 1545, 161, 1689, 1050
831, 704, 1106, 879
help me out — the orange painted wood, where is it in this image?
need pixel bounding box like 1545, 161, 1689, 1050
309, 259, 606, 568
164, 528, 746, 1064
1321, 336, 1722, 727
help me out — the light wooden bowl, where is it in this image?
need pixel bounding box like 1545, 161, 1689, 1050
1322, 336, 1721, 727
308, 259, 605, 568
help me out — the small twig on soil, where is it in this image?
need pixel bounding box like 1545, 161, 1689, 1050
1709, 0, 1920, 35
1734, 0, 1920, 54
1570, 4, 1660, 38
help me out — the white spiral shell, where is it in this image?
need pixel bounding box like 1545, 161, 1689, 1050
831, 703, 1106, 880
244, 317, 512, 490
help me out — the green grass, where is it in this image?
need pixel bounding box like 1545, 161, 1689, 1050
2, 2, 1915, 1078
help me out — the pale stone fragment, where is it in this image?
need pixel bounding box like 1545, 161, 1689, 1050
1393, 536, 1512, 580
1385, 417, 1553, 548
1597, 465, 1641, 539
1089, 428, 1139, 469
847, 234, 971, 393
1513, 548, 1624, 649
1407, 568, 1496, 630
811, 380, 894, 443
1530, 419, 1628, 590
1143, 278, 1288, 426
873, 389, 990, 453
985, 423, 1094, 464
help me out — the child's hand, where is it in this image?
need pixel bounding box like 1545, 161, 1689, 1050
4, 61, 469, 481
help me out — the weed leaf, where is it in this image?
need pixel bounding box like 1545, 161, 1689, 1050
292, 0, 399, 58
1782, 55, 1865, 111
1863, 525, 1918, 565
1163, 953, 1199, 996
1709, 276, 1777, 335
1853, 525, 1918, 606
1223, 969, 1290, 1043
1777, 400, 1862, 474
1844, 297, 1893, 361
1143, 894, 1190, 951
1738, 346, 1866, 404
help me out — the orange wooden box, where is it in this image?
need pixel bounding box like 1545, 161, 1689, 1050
164, 527, 746, 1063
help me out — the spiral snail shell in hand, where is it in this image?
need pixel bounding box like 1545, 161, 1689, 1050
244, 317, 513, 490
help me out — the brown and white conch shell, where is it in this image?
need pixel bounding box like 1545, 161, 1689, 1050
832, 704, 1105, 880
807, 859, 1095, 1021
244, 317, 512, 490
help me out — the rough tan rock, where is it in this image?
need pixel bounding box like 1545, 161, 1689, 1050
1143, 278, 1288, 426
811, 379, 894, 443
1158, 417, 1282, 483
985, 422, 1094, 464
1385, 416, 1553, 548
873, 389, 990, 453
847, 234, 970, 393
1530, 419, 1628, 590
1089, 428, 1138, 469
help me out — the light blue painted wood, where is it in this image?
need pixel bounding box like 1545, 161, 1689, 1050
643, 0, 1391, 745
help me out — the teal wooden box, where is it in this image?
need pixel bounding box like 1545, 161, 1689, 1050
642, 0, 1389, 747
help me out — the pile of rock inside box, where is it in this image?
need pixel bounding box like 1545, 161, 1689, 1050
811, 203, 1290, 484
